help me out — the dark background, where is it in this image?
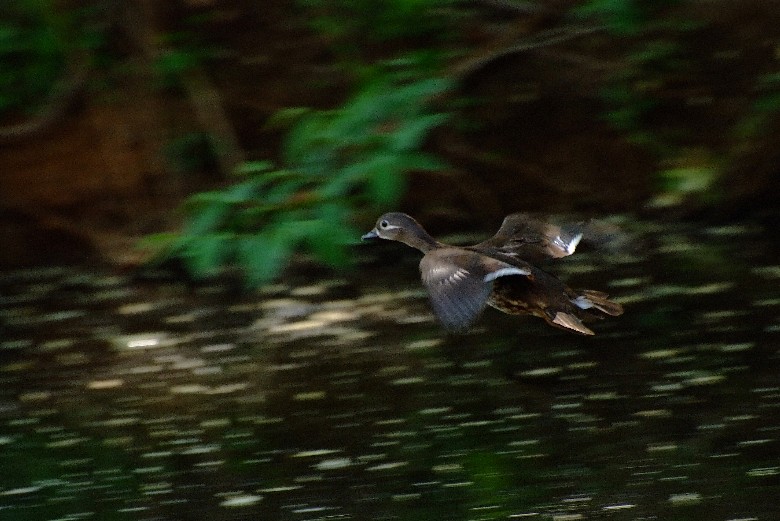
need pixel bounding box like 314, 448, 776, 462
1, 0, 778, 271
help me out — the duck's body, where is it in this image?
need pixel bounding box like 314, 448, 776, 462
362, 212, 622, 335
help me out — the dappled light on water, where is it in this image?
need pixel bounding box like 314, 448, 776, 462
1, 220, 778, 520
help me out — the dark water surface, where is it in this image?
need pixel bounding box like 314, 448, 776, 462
1, 220, 778, 520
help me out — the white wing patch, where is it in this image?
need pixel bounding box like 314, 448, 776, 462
425, 264, 470, 285
571, 295, 594, 309
446, 267, 470, 285
553, 232, 582, 255
484, 266, 530, 282
419, 256, 492, 332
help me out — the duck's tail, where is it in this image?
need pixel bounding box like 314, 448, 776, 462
549, 311, 595, 335
572, 289, 624, 316
543, 290, 623, 336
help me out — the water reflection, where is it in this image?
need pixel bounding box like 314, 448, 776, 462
1, 220, 778, 520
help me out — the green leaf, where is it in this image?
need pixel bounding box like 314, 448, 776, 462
238, 231, 293, 287
224, 177, 265, 203
264, 107, 313, 131
572, 0, 645, 35
234, 160, 273, 177
186, 190, 231, 207
264, 178, 310, 205
183, 199, 231, 235
334, 82, 395, 134
388, 77, 451, 116
305, 219, 351, 268
389, 113, 448, 151
322, 153, 402, 203
143, 74, 452, 286
137, 232, 178, 249
319, 160, 372, 198
658, 166, 716, 194
284, 113, 336, 172
183, 233, 233, 277
396, 151, 448, 171
302, 208, 361, 268
154, 49, 198, 87
369, 162, 405, 205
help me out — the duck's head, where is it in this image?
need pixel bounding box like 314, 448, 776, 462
362, 212, 438, 251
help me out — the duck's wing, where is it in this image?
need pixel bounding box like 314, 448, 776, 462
419, 249, 532, 333
475, 213, 583, 264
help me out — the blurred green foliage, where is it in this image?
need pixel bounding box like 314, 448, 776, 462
151, 22, 216, 91
0, 0, 117, 117
296, 0, 455, 88
574, 0, 682, 36
0, 0, 67, 116
736, 71, 780, 140
575, 0, 741, 203
653, 163, 718, 208
282, 77, 449, 204
148, 77, 451, 286
298, 0, 454, 44
576, 0, 693, 149
144, 0, 777, 283
599, 40, 686, 147
153, 48, 200, 90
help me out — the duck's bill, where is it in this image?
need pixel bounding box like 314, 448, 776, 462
361, 229, 379, 240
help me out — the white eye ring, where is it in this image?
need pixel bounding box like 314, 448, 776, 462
380, 220, 389, 229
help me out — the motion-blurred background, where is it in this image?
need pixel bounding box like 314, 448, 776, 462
2, 0, 778, 278
2, 3, 780, 521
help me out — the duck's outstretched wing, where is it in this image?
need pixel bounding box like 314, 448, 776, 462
475, 213, 583, 264
419, 249, 532, 333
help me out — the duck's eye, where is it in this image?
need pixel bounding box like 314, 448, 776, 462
380, 220, 389, 229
